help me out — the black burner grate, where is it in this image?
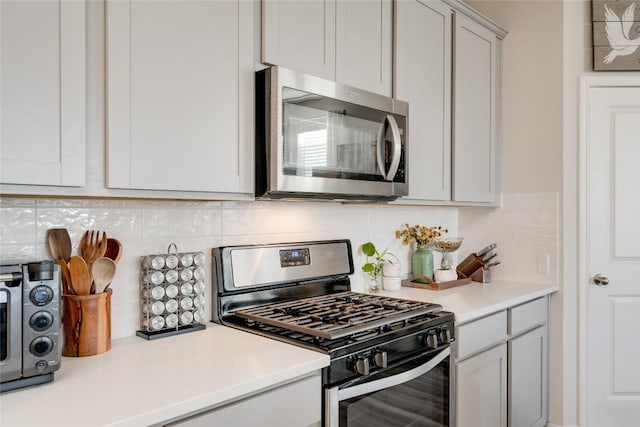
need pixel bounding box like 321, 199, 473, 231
233, 291, 442, 340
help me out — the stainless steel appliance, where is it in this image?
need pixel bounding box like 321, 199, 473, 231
212, 240, 454, 426
256, 66, 409, 201
0, 261, 61, 392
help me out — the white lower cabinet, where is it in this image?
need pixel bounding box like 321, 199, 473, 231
456, 342, 508, 427
456, 296, 549, 427
508, 326, 548, 427
166, 373, 321, 427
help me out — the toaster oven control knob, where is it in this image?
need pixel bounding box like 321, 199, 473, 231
29, 336, 54, 357
439, 329, 453, 344
29, 311, 54, 332
30, 285, 54, 306
426, 332, 439, 349
373, 350, 388, 368
354, 356, 370, 376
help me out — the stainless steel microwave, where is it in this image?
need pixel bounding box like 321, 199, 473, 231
256, 66, 409, 201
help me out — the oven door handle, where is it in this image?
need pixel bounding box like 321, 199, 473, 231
338, 346, 450, 401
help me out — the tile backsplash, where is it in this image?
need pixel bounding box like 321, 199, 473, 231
459, 192, 560, 285
0, 193, 558, 339
0, 197, 458, 339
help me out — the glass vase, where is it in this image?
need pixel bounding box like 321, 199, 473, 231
412, 247, 434, 280
367, 274, 382, 293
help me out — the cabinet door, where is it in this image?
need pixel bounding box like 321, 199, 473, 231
0, 0, 85, 187
167, 374, 321, 427
336, 0, 392, 96
508, 326, 548, 427
452, 13, 500, 204
395, 0, 452, 201
106, 0, 254, 193
456, 343, 507, 427
262, 0, 336, 80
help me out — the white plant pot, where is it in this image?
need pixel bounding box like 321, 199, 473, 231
382, 262, 401, 291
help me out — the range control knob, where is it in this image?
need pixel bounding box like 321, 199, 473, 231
29, 336, 54, 357
30, 286, 54, 306
373, 350, 388, 368
354, 357, 370, 375
426, 332, 439, 349
439, 329, 453, 344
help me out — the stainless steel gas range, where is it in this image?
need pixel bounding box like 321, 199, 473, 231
212, 240, 454, 427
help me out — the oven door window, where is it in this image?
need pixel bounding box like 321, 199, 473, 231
337, 350, 450, 427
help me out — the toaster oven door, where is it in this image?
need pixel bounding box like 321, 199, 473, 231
0, 268, 23, 383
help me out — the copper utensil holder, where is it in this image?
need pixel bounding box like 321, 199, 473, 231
62, 290, 112, 357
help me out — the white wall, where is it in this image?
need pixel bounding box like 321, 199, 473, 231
0, 197, 458, 339
463, 0, 567, 424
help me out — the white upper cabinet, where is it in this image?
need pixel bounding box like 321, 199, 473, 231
395, 0, 452, 201
106, 0, 254, 194
262, 0, 336, 80
262, 0, 392, 95
0, 0, 86, 187
335, 0, 392, 96
452, 12, 501, 204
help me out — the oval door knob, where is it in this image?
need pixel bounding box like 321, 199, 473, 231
593, 274, 609, 286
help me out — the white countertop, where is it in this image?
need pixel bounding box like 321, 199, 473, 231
1, 280, 556, 426
0, 325, 329, 427
378, 279, 558, 324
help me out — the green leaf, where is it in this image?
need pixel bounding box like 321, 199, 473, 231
362, 263, 375, 273
361, 242, 376, 257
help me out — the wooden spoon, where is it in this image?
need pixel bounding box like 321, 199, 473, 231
69, 256, 91, 296
91, 257, 116, 294
47, 229, 72, 263
57, 259, 74, 295
104, 238, 123, 263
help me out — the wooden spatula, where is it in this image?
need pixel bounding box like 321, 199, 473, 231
57, 259, 74, 295
47, 229, 72, 263
69, 256, 91, 296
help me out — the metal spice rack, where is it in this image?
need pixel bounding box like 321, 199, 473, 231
136, 243, 206, 340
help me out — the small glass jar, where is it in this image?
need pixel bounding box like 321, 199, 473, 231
194, 295, 205, 309
150, 271, 164, 285
180, 282, 193, 296
165, 298, 179, 313
143, 315, 165, 331
194, 309, 205, 324
165, 255, 179, 269
180, 297, 193, 310
194, 280, 205, 294
144, 255, 165, 270
180, 253, 194, 267
165, 269, 179, 284
165, 313, 179, 328
193, 253, 205, 266
180, 268, 193, 282
165, 284, 179, 298
193, 267, 205, 281
180, 311, 194, 325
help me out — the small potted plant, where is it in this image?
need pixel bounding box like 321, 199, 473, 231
360, 242, 399, 292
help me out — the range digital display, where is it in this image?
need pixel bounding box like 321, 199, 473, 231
279, 248, 311, 267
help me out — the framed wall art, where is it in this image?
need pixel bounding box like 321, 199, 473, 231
592, 0, 640, 70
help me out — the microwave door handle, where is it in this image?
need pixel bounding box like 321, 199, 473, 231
337, 347, 450, 401
375, 120, 388, 180
386, 114, 402, 180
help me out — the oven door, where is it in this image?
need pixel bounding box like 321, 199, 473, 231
325, 347, 453, 427
0, 269, 23, 383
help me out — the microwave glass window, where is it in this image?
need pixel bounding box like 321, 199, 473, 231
1, 290, 8, 362
282, 87, 405, 182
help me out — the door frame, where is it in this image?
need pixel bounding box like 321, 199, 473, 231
578, 75, 640, 426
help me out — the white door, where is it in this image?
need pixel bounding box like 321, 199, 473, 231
584, 83, 640, 426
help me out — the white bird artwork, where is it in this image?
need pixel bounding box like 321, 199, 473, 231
603, 3, 640, 64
